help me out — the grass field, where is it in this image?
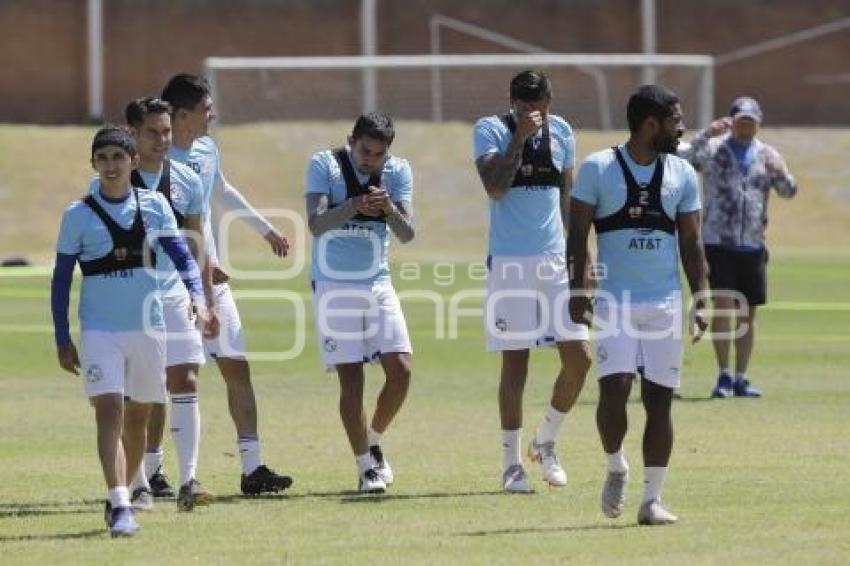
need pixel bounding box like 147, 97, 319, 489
1, 256, 849, 564
1, 123, 849, 564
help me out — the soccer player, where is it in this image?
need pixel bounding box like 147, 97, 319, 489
119, 97, 218, 511
51, 126, 209, 536
473, 70, 591, 493
568, 85, 709, 525
160, 73, 293, 495
679, 96, 798, 399
305, 112, 414, 493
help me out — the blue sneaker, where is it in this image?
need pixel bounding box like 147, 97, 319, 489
711, 373, 734, 398
109, 505, 140, 538
733, 377, 762, 398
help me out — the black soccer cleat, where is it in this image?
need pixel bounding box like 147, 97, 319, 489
241, 465, 293, 496
149, 469, 176, 499
177, 478, 215, 512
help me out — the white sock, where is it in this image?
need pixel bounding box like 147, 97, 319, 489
535, 405, 567, 445
107, 486, 130, 508
238, 434, 263, 475
720, 368, 732, 378
130, 463, 150, 492
734, 371, 747, 382
642, 466, 668, 503
171, 393, 200, 486
355, 451, 374, 474
502, 429, 522, 471
367, 426, 383, 447
606, 448, 629, 473
144, 447, 164, 479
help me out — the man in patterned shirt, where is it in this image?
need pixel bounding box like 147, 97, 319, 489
679, 96, 798, 399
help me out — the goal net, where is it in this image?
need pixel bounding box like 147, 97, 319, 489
205, 53, 714, 130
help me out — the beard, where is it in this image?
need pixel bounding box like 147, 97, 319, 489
653, 132, 680, 154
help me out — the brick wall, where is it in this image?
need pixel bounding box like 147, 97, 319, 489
0, 0, 846, 125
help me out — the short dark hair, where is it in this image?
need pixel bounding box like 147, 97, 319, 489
125, 97, 172, 128
351, 112, 395, 145
91, 125, 136, 157
626, 85, 680, 133
161, 73, 211, 111
510, 70, 552, 101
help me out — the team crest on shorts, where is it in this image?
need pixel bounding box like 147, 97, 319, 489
323, 337, 337, 352
596, 346, 608, 364
494, 317, 508, 332
85, 365, 104, 383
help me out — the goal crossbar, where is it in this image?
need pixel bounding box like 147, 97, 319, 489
205, 53, 715, 126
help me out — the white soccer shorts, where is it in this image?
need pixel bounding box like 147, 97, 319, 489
162, 291, 205, 367
312, 279, 412, 371
80, 330, 167, 403
203, 283, 247, 361
485, 253, 590, 352
593, 297, 684, 389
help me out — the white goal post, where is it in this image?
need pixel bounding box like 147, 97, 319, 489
204, 53, 714, 128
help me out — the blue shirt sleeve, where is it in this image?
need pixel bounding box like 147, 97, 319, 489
571, 158, 600, 207
185, 170, 205, 215
390, 158, 413, 203
305, 152, 332, 195
473, 118, 504, 161
550, 117, 576, 171
56, 204, 83, 255
677, 162, 702, 213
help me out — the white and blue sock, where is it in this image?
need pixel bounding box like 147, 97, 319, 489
171, 393, 200, 486
238, 434, 262, 476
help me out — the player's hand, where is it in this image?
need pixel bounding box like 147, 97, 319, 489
367, 186, 393, 215
689, 297, 709, 344
354, 193, 383, 217
515, 110, 545, 142
212, 266, 230, 285
706, 117, 731, 137
264, 228, 289, 258
192, 302, 220, 339
569, 294, 593, 327
57, 342, 81, 375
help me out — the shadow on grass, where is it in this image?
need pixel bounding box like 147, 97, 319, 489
0, 499, 102, 518
211, 489, 506, 505
674, 395, 715, 403
0, 529, 105, 542
455, 523, 641, 536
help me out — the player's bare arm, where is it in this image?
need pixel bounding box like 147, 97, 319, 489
306, 192, 362, 236
476, 110, 543, 200
677, 210, 710, 342
567, 197, 596, 326
559, 167, 574, 232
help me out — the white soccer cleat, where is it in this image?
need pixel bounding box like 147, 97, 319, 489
601, 470, 629, 518
528, 439, 567, 487
370, 445, 394, 486
130, 487, 154, 512
637, 499, 678, 526
502, 464, 533, 494
358, 467, 386, 494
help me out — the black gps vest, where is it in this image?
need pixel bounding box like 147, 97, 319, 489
331, 147, 386, 223
130, 159, 185, 227
592, 147, 676, 236
501, 113, 561, 188
78, 189, 156, 276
